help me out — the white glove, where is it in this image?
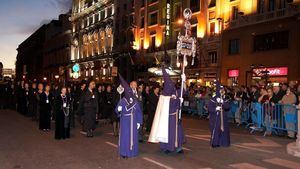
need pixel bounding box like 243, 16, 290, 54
117, 106, 122, 112
220, 98, 224, 103
137, 123, 141, 129
216, 98, 221, 103
180, 98, 184, 104
181, 74, 186, 81
216, 106, 222, 111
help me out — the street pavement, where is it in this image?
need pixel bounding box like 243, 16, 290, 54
0, 109, 299, 169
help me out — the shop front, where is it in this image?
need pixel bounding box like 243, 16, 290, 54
227, 69, 239, 86
252, 67, 288, 84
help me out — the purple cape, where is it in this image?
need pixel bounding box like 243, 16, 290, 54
207, 96, 231, 147
115, 98, 143, 157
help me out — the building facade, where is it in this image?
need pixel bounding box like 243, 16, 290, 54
16, 25, 47, 81
219, 0, 300, 86
70, 0, 115, 82
0, 62, 3, 80
2, 68, 15, 78
113, 0, 136, 81
43, 14, 72, 83
129, 0, 227, 86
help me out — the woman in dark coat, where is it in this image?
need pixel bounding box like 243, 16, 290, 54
55, 87, 71, 140
39, 84, 53, 131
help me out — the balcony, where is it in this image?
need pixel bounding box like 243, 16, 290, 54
71, 0, 113, 21
227, 7, 299, 30
207, 34, 221, 43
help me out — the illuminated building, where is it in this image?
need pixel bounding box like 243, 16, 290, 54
217, 0, 300, 86
131, 0, 225, 85
70, 0, 114, 82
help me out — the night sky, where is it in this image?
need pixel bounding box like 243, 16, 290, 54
0, 0, 72, 68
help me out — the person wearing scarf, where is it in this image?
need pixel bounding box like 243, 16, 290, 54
55, 87, 71, 140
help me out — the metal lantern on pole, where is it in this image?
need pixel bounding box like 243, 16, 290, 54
176, 8, 197, 120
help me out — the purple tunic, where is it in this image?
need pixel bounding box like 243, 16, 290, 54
115, 98, 143, 157
207, 96, 231, 147
159, 97, 185, 152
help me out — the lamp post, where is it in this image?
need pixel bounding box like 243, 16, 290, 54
177, 8, 197, 120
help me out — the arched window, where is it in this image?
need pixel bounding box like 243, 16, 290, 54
83, 34, 88, 57
100, 30, 106, 53
88, 33, 93, 56
105, 26, 113, 52
93, 31, 99, 55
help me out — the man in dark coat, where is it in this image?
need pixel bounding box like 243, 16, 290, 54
28, 83, 38, 119
20, 83, 30, 116
146, 85, 160, 132
78, 80, 98, 137
207, 81, 231, 148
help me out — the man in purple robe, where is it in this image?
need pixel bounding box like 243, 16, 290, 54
207, 81, 231, 148
115, 74, 143, 158
148, 67, 185, 154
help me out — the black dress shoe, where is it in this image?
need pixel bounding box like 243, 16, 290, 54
211, 145, 220, 148
121, 156, 128, 159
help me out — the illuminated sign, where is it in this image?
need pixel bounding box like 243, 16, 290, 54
73, 72, 79, 79
72, 64, 80, 72
228, 69, 239, 77
166, 0, 171, 37
253, 67, 288, 77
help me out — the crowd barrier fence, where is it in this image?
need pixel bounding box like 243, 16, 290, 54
182, 98, 298, 136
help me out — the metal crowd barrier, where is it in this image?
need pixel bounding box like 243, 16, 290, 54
182, 97, 298, 136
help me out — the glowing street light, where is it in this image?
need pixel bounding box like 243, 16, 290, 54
177, 18, 184, 25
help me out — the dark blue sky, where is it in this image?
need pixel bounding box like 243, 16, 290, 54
0, 0, 72, 68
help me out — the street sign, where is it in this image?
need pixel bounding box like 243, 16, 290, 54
72, 64, 80, 72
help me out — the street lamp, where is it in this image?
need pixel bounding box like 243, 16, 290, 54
176, 8, 197, 120
177, 18, 184, 25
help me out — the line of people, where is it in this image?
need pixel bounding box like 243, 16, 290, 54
1, 71, 231, 159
